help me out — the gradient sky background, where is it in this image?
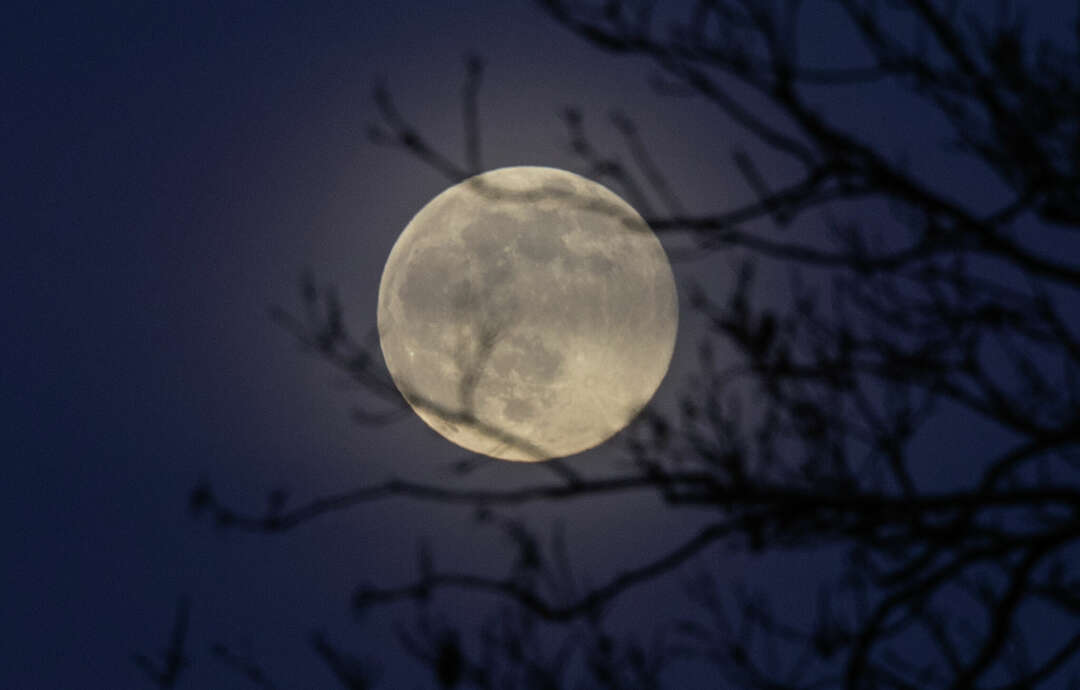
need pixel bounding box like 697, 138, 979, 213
6, 1, 1078, 688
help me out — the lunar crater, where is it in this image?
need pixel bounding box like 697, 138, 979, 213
378, 166, 677, 461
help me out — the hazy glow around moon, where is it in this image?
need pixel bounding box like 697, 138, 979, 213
377, 166, 677, 461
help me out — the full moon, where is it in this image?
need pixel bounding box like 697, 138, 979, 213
377, 166, 677, 461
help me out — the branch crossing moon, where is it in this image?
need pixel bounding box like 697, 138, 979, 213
378, 166, 677, 461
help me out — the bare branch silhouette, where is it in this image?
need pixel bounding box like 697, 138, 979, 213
133, 597, 189, 689
185, 4, 1080, 688
310, 632, 381, 690
210, 643, 280, 690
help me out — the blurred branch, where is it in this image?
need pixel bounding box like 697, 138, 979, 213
198, 2, 1080, 687
311, 632, 380, 690
133, 597, 189, 689
210, 643, 279, 690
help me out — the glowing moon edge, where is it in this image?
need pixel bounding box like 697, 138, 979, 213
377, 166, 677, 461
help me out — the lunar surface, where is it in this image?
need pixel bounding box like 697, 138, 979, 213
377, 166, 677, 461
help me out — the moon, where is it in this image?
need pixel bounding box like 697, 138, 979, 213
377, 166, 677, 461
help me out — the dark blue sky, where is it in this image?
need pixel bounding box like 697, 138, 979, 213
5, 1, 1078, 688
5, 3, 711, 686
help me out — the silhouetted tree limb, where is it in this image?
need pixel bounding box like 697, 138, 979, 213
210, 643, 280, 690
187, 2, 1080, 688
310, 632, 381, 690
133, 597, 189, 689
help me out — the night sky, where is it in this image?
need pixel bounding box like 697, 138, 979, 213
6, 1, 1079, 688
